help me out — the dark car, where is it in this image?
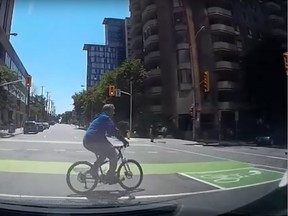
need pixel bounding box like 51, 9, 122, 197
42, 122, 50, 130
36, 123, 44, 132
23, 121, 38, 134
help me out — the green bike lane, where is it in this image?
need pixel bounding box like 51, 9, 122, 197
0, 138, 285, 202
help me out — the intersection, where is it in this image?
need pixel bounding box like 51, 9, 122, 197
0, 124, 286, 212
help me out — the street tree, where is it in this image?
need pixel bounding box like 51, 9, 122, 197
0, 66, 18, 114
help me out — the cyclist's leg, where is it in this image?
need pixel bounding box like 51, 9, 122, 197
101, 139, 118, 178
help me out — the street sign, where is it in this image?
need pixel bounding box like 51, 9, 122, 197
115, 89, 121, 97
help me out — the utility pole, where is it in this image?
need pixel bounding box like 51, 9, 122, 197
41, 86, 44, 120
46, 91, 50, 121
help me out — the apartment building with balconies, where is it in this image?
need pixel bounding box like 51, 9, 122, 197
129, 0, 287, 139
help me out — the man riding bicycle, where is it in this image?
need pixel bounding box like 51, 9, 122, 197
83, 104, 129, 184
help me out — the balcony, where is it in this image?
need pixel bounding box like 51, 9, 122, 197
178, 62, 191, 70
148, 68, 161, 77
207, 7, 232, 19
210, 24, 236, 35
177, 43, 189, 50
144, 35, 159, 49
268, 15, 285, 25
148, 105, 162, 113
146, 86, 162, 96
213, 42, 237, 52
144, 51, 160, 66
271, 28, 287, 38
141, 0, 154, 9
265, 1, 281, 12
131, 49, 143, 59
142, 4, 157, 23
218, 102, 242, 110
215, 61, 240, 71
217, 81, 240, 90
179, 83, 193, 91
131, 23, 142, 36
175, 24, 188, 31
143, 19, 158, 32
131, 35, 143, 49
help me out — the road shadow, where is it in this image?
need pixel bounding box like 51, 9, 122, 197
68, 188, 144, 205
74, 127, 87, 131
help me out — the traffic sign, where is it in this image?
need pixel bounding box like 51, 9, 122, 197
115, 89, 121, 97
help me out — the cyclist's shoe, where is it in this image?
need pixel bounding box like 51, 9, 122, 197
103, 174, 119, 185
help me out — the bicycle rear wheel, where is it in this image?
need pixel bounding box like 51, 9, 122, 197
66, 161, 98, 194
117, 159, 143, 191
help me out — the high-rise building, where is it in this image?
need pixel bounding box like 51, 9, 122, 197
84, 18, 127, 90
0, 0, 14, 36
83, 44, 118, 90
125, 17, 132, 59
129, 0, 287, 139
103, 18, 126, 65
0, 0, 30, 127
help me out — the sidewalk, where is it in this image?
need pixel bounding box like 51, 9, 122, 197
0, 127, 23, 138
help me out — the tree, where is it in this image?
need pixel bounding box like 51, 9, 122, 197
0, 66, 18, 112
72, 60, 148, 126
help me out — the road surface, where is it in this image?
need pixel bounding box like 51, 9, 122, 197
0, 124, 286, 214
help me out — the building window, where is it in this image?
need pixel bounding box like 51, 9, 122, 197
91, 46, 95, 51
174, 12, 186, 24
177, 49, 190, 63
178, 69, 192, 84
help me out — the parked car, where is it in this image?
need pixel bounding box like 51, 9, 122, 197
42, 122, 50, 130
23, 121, 38, 134
36, 122, 44, 132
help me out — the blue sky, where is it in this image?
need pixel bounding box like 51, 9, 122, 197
10, 0, 129, 114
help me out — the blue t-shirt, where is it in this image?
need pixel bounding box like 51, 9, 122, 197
85, 113, 117, 139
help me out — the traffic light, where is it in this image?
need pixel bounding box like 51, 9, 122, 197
283, 52, 288, 76
203, 71, 210, 93
108, 85, 116, 97
189, 106, 194, 118
25, 76, 32, 88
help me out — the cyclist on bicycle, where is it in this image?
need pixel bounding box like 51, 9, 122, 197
83, 104, 129, 184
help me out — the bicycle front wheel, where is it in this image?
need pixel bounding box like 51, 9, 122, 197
66, 161, 98, 194
117, 159, 143, 190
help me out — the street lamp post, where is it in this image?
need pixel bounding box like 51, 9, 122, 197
119, 81, 133, 133
185, 0, 206, 140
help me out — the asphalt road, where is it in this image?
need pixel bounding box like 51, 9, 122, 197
0, 124, 287, 215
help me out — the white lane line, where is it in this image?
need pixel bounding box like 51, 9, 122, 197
211, 149, 287, 161
250, 164, 287, 171
0, 139, 152, 146
154, 145, 287, 170
0, 148, 13, 151
125, 151, 135, 154
27, 149, 40, 151
167, 151, 177, 153
226, 178, 282, 190
178, 173, 225, 189
75, 150, 86, 153
182, 167, 253, 174
147, 151, 158, 154
54, 149, 66, 152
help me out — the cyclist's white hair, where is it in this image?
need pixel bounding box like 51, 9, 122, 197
102, 104, 115, 113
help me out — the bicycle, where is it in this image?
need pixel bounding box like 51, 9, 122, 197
66, 143, 143, 194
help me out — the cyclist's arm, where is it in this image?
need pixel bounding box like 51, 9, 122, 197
102, 116, 128, 145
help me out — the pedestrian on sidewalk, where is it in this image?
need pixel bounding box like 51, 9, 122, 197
150, 124, 155, 142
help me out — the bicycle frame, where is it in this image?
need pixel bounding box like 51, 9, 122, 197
98, 146, 126, 176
